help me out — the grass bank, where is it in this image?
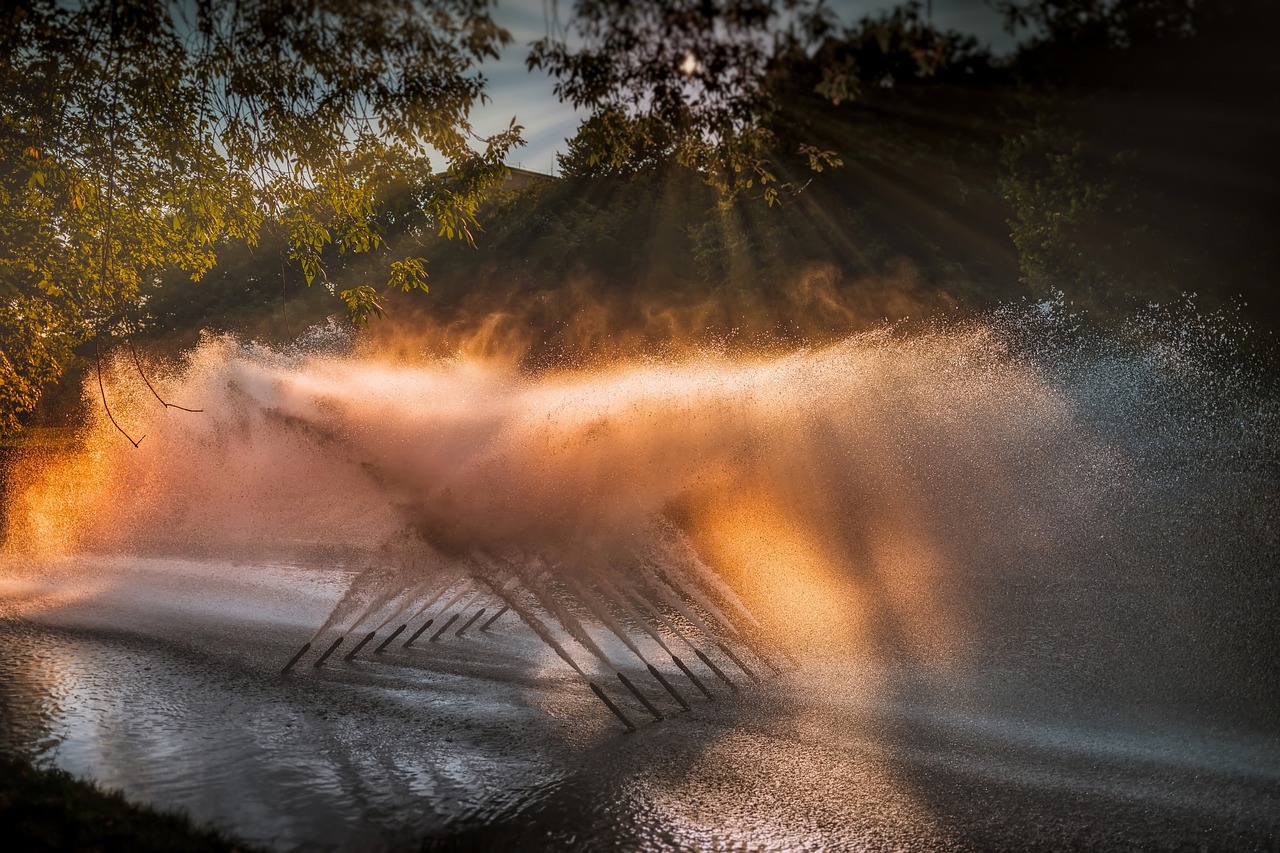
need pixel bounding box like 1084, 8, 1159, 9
0, 752, 261, 852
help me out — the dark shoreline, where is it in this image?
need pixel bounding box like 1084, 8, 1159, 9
0, 751, 260, 852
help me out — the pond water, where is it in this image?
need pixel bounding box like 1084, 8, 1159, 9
1, 543, 1275, 852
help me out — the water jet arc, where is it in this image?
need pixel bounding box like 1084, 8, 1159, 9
694, 648, 738, 692
479, 605, 508, 631
374, 624, 406, 653
313, 637, 344, 668
589, 683, 635, 732
281, 642, 312, 674
455, 608, 486, 638
403, 618, 434, 648
670, 654, 714, 700
343, 631, 378, 660
617, 672, 663, 721
430, 613, 460, 641
715, 641, 760, 683
648, 664, 691, 711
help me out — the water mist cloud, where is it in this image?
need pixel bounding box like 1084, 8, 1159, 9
4, 301, 1274, 684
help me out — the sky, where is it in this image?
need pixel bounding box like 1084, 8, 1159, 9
473, 0, 1017, 174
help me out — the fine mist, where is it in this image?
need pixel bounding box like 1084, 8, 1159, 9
3, 301, 1276, 729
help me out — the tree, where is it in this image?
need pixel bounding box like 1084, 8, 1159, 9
0, 0, 522, 435
996, 0, 1280, 91
529, 0, 842, 203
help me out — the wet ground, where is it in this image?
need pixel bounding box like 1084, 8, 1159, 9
0, 554, 1276, 851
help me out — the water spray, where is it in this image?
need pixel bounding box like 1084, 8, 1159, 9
40, 304, 1265, 741
396, 578, 472, 642
281, 642, 312, 674
312, 636, 344, 668
373, 624, 406, 653
649, 568, 762, 681
402, 618, 435, 648
661, 531, 766, 632
589, 683, 636, 732
525, 572, 671, 720
561, 572, 691, 711
669, 654, 715, 699
610, 578, 716, 699
479, 605, 509, 631
694, 648, 739, 692
441, 586, 490, 639
598, 572, 712, 702
343, 630, 378, 660
634, 571, 743, 689
372, 568, 448, 632
659, 549, 791, 674
646, 664, 690, 711
649, 564, 770, 679
429, 613, 460, 641
478, 577, 586, 677
415, 579, 483, 643
476, 575, 643, 731
522, 572, 622, 674
455, 607, 487, 637
617, 672, 664, 721
714, 642, 761, 683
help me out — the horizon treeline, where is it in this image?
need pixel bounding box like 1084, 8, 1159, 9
33, 0, 1280, 421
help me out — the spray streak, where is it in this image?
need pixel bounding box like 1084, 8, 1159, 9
4, 303, 1275, 728
394, 576, 466, 633
561, 571, 648, 663
596, 571, 676, 657
479, 578, 585, 678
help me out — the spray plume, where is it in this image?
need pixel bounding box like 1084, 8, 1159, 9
3, 301, 1274, 707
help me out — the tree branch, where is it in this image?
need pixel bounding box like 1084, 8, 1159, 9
126, 340, 203, 413
280, 251, 293, 339
95, 339, 143, 448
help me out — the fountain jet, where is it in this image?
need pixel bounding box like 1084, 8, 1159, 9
402, 618, 434, 647
589, 683, 636, 732
695, 648, 739, 692
281, 642, 312, 673
609, 579, 718, 699
560, 572, 691, 710
617, 672, 664, 721
429, 613, 460, 641
638, 569, 755, 685
343, 630, 378, 660
479, 605, 508, 631
647, 664, 691, 711
455, 607, 487, 637
374, 624, 406, 653
313, 636, 344, 668
669, 654, 714, 699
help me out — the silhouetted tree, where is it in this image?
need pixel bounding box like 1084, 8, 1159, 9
0, 0, 521, 433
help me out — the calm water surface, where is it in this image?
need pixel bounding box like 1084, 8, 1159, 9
0, 553, 1276, 851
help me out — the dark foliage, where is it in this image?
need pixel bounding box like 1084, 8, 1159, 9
0, 752, 260, 852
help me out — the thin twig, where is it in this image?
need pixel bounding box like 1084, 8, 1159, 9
126, 339, 203, 413
95, 339, 143, 448
280, 250, 293, 339
95, 6, 142, 448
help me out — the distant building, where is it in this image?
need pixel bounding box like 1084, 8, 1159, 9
499, 165, 557, 192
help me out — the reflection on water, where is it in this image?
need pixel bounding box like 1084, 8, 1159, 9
0, 559, 585, 850
0, 554, 1277, 851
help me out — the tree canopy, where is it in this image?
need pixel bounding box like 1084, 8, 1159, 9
1, 0, 521, 434
530, 0, 843, 201
3, 0, 1276, 435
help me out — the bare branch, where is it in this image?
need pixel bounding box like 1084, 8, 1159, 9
95, 340, 143, 448
126, 340, 203, 413
280, 251, 294, 340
